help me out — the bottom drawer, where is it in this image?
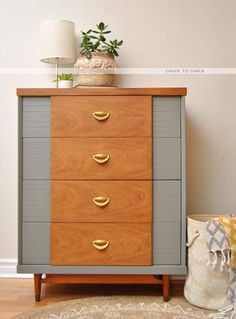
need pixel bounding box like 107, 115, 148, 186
51, 223, 152, 266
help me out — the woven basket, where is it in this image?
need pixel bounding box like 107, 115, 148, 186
74, 52, 115, 87
184, 215, 229, 310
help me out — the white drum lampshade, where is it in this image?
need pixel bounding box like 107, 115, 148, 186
39, 19, 76, 86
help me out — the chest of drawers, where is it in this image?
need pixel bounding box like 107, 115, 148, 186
17, 87, 187, 301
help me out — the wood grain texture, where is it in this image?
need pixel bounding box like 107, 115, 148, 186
42, 274, 162, 284
51, 181, 152, 222
51, 96, 152, 137
17, 87, 187, 96
51, 223, 152, 266
34, 274, 42, 302
163, 275, 170, 301
51, 138, 152, 180
0, 278, 184, 319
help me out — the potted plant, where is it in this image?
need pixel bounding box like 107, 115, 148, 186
74, 22, 123, 86
57, 73, 73, 88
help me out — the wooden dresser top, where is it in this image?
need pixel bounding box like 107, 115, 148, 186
17, 87, 187, 97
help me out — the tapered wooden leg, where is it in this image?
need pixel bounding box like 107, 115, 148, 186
34, 274, 42, 302
162, 275, 170, 301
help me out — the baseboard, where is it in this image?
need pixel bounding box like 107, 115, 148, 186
0, 258, 33, 278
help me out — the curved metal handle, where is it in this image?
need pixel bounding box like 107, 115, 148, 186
93, 196, 110, 207
93, 111, 110, 121
186, 231, 200, 248
93, 154, 110, 164
92, 239, 110, 251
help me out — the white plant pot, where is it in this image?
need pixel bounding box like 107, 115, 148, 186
58, 80, 73, 88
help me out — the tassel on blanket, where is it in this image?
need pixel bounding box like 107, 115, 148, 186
208, 250, 229, 271
228, 251, 231, 267
209, 300, 236, 319
220, 250, 227, 272
206, 220, 230, 271
213, 251, 218, 269
217, 217, 236, 269
206, 217, 236, 319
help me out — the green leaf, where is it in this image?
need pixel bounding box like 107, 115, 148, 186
98, 22, 105, 30
58, 73, 73, 81
118, 40, 123, 46
103, 31, 111, 34
92, 30, 100, 34
90, 35, 98, 39
93, 42, 100, 49
113, 50, 119, 57
85, 51, 92, 59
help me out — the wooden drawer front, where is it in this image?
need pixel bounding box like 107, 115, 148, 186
51, 181, 152, 223
51, 223, 152, 266
51, 96, 152, 137
51, 138, 152, 180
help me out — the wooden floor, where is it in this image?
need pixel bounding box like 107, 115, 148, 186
0, 278, 184, 319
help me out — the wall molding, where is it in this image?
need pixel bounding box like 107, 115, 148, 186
0, 258, 33, 278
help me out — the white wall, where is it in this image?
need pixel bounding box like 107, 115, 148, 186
0, 0, 236, 259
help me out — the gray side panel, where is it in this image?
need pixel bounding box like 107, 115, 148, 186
18, 264, 187, 275
23, 97, 50, 137
23, 138, 50, 179
153, 223, 181, 265
153, 97, 181, 138
153, 181, 181, 223
180, 97, 186, 266
153, 138, 180, 179
18, 97, 23, 265
22, 223, 50, 264
23, 181, 50, 222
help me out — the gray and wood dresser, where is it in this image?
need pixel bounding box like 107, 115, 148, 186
17, 87, 187, 301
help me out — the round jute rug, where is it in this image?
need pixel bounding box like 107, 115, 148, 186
12, 295, 214, 319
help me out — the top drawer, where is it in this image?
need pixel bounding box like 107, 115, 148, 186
51, 96, 152, 137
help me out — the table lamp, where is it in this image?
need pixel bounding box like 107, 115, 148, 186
39, 19, 76, 87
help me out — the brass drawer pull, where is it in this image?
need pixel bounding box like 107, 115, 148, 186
93, 154, 110, 164
93, 196, 110, 207
92, 239, 110, 251
93, 111, 110, 121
